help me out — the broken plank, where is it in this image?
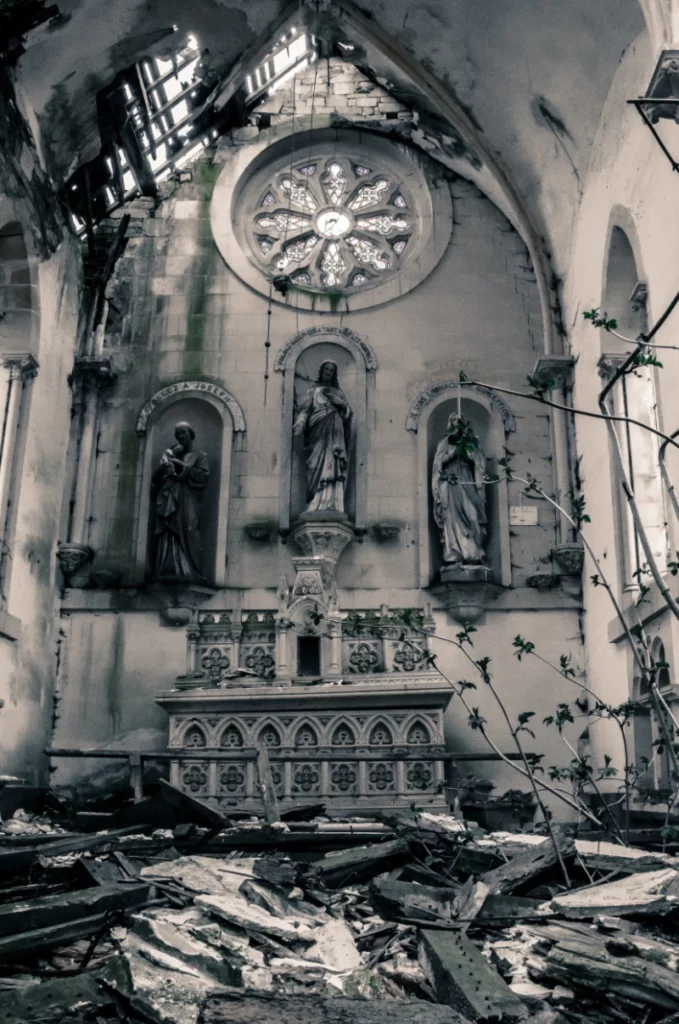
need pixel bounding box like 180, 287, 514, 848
0, 881, 150, 938
256, 743, 281, 824
158, 778, 228, 829
1, 970, 116, 1024
312, 838, 410, 888
476, 893, 543, 922
549, 866, 679, 919
202, 989, 471, 1024
482, 832, 575, 895
0, 826, 149, 871
418, 927, 528, 1020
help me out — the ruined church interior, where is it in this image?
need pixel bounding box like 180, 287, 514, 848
4, 1, 679, 1018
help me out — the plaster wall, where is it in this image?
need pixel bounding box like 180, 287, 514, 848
564, 29, 679, 774
0, 240, 80, 784
52, 144, 586, 804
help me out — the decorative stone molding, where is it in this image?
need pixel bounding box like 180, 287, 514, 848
527, 571, 560, 590
157, 678, 451, 813
3, 352, 39, 381
631, 281, 648, 313
433, 565, 498, 624
406, 382, 516, 434
274, 326, 377, 374
56, 543, 94, 587
552, 542, 584, 576
372, 520, 402, 542
136, 380, 246, 435
70, 356, 116, 392
532, 354, 575, 389
290, 513, 355, 603
243, 520, 275, 542
597, 352, 626, 381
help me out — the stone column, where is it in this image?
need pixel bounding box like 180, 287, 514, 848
533, 355, 576, 545
58, 357, 116, 586
0, 354, 38, 590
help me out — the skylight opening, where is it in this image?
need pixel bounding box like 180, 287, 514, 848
243, 27, 316, 100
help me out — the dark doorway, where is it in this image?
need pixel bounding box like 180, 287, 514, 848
297, 636, 321, 677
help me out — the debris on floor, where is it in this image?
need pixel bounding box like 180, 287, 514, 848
3, 793, 679, 1023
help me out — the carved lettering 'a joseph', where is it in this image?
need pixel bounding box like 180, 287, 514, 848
293, 361, 352, 514
152, 421, 209, 581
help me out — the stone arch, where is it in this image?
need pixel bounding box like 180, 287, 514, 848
600, 216, 668, 587
405, 717, 433, 745
257, 720, 282, 748
219, 722, 245, 749
179, 719, 208, 749
276, 327, 375, 536
411, 384, 512, 588
330, 717, 357, 747
134, 381, 246, 587
367, 717, 394, 746
293, 719, 320, 749
211, 4, 556, 355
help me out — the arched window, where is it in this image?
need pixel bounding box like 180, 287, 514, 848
600, 226, 667, 588
634, 642, 676, 791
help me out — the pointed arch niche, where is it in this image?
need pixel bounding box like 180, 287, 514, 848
134, 381, 246, 587
407, 383, 515, 588
275, 327, 376, 536
599, 214, 668, 589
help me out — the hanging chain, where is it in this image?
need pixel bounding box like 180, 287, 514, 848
264, 284, 273, 405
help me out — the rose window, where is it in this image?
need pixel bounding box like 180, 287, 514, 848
251, 157, 412, 294
215, 129, 453, 312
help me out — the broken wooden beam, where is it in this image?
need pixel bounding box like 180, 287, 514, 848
0, 881, 150, 941
0, 826, 149, 871
482, 831, 575, 895
158, 778, 228, 829
312, 838, 410, 888
418, 927, 528, 1020
202, 989, 471, 1023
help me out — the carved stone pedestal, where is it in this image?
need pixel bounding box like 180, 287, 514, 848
157, 677, 451, 815
290, 513, 354, 599
552, 542, 584, 576
434, 565, 496, 624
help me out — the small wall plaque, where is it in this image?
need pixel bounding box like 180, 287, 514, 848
509, 506, 538, 526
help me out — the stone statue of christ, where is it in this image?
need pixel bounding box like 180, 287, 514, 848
293, 360, 352, 515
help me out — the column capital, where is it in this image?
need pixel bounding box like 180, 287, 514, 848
70, 356, 116, 392
3, 352, 39, 381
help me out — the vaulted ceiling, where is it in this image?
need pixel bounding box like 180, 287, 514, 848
16, 0, 647, 284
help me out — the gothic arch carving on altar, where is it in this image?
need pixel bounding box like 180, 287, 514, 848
134, 380, 246, 587
275, 327, 376, 537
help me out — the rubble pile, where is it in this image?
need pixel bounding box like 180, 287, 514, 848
2, 790, 679, 1023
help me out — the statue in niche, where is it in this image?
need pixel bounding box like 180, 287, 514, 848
432, 413, 488, 566
293, 360, 352, 515
152, 421, 209, 581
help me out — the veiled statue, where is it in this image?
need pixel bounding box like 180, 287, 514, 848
432, 414, 487, 566
152, 421, 209, 581
293, 360, 352, 515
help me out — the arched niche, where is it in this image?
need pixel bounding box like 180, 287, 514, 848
407, 384, 513, 588
275, 327, 376, 535
0, 211, 40, 356
600, 218, 667, 585
135, 382, 246, 587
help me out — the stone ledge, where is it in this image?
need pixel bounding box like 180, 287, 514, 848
59, 586, 582, 614
0, 608, 21, 641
